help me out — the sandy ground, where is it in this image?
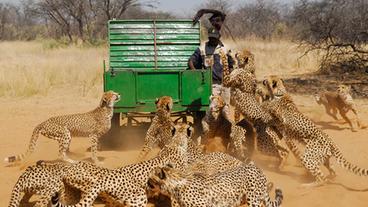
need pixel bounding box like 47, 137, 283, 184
1, 86, 368, 207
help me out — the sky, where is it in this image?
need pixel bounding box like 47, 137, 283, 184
0, 0, 298, 16
154, 0, 298, 16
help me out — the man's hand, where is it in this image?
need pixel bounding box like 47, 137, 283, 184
188, 59, 196, 70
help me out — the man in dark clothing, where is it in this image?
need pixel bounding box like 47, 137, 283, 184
188, 28, 232, 84
188, 27, 233, 119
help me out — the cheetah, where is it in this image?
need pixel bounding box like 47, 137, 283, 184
254, 75, 287, 104
184, 133, 248, 175
8, 160, 79, 207
220, 50, 290, 169
255, 82, 272, 103
138, 96, 174, 160
4, 91, 120, 164
229, 49, 256, 122
315, 84, 365, 131
51, 123, 193, 207
262, 75, 287, 99
149, 132, 254, 203
265, 94, 368, 187
187, 151, 246, 175
148, 163, 283, 207
9, 160, 123, 207
201, 95, 252, 160
148, 146, 248, 202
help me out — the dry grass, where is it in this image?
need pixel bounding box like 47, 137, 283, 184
0, 41, 107, 97
0, 39, 319, 97
225, 38, 320, 78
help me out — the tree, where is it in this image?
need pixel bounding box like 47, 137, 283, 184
229, 0, 284, 39
292, 0, 368, 73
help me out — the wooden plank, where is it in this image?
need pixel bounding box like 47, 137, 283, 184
109, 45, 198, 51
110, 61, 188, 68
110, 39, 199, 44
109, 28, 199, 34
109, 23, 197, 29
110, 51, 194, 56
109, 34, 199, 40
110, 56, 189, 62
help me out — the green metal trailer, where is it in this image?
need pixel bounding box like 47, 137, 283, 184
103, 19, 211, 126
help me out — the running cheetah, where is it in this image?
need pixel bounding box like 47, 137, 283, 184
138, 96, 174, 160
265, 94, 368, 187
315, 84, 365, 131
4, 91, 120, 164
51, 123, 192, 207
148, 163, 283, 207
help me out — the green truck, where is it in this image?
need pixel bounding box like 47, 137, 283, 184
103, 19, 212, 126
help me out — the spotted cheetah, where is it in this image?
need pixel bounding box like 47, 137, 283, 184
148, 147, 247, 202
51, 123, 192, 207
4, 91, 120, 164
183, 133, 247, 175
220, 50, 289, 169
229, 49, 256, 122
148, 163, 283, 207
265, 94, 368, 186
149, 132, 253, 203
8, 160, 79, 207
138, 96, 174, 160
315, 84, 365, 131
201, 95, 252, 160
255, 82, 271, 103
9, 159, 124, 207
262, 75, 287, 99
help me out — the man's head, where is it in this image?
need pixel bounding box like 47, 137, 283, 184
192, 9, 226, 31
209, 13, 225, 30
207, 27, 220, 46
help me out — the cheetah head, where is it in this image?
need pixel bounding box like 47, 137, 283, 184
262, 75, 287, 99
147, 164, 188, 194
337, 84, 351, 95
255, 82, 272, 103
100, 91, 120, 108
158, 123, 193, 167
155, 96, 174, 112
209, 95, 226, 118
314, 93, 321, 104
235, 49, 255, 73
229, 69, 257, 93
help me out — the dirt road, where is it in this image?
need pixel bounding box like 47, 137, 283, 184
1, 87, 367, 206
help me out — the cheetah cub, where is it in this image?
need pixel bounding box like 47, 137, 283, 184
4, 91, 120, 164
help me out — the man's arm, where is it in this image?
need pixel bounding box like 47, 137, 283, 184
188, 48, 202, 70
188, 59, 196, 70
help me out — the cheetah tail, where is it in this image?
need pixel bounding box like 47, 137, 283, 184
263, 188, 283, 207
332, 144, 368, 176
4, 126, 41, 163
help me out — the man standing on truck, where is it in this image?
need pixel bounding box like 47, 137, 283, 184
188, 27, 234, 119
